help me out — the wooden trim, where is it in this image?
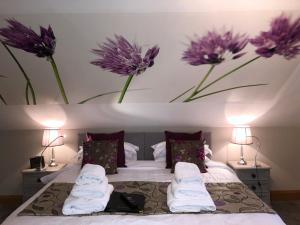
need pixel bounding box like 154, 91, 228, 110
0, 195, 22, 205
271, 190, 300, 201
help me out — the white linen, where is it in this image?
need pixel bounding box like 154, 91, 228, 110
71, 177, 108, 198
2, 160, 285, 225
125, 149, 138, 161
167, 184, 216, 213
171, 179, 205, 198
124, 142, 139, 151
62, 184, 113, 215
75, 164, 105, 185
175, 162, 202, 184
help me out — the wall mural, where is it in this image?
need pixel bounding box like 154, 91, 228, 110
0, 13, 299, 105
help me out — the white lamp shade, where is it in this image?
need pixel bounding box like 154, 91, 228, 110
231, 127, 253, 145
42, 129, 64, 147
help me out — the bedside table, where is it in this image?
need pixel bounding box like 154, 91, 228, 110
22, 164, 65, 201
227, 161, 271, 205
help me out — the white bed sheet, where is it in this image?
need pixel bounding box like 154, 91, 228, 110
3, 161, 285, 225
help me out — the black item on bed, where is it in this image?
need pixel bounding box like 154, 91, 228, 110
105, 192, 145, 213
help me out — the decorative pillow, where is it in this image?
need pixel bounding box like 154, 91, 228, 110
170, 140, 207, 173
165, 131, 202, 168
86, 131, 125, 167
82, 140, 118, 174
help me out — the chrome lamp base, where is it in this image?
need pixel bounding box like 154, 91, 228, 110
48, 147, 58, 167
237, 145, 247, 165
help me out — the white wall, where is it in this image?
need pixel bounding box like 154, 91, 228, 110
0, 127, 299, 195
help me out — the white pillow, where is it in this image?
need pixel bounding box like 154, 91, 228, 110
151, 141, 213, 161
124, 142, 139, 152
124, 142, 139, 162
151, 141, 166, 160
125, 149, 137, 161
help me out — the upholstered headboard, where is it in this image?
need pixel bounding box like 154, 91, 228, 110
78, 132, 211, 160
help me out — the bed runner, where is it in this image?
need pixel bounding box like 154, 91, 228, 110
19, 181, 275, 216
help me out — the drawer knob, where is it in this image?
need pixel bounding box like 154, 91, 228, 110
251, 185, 257, 191
251, 173, 256, 178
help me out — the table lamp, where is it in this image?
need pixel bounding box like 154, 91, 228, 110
41, 129, 64, 167
231, 126, 253, 165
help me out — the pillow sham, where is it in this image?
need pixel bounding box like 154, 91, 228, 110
125, 148, 137, 161
82, 140, 118, 174
165, 131, 202, 168
124, 142, 139, 152
86, 131, 125, 167
151, 141, 213, 161
170, 140, 207, 173
151, 141, 166, 160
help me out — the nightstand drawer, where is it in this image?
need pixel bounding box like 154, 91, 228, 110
22, 164, 66, 202
244, 181, 270, 193
236, 169, 270, 181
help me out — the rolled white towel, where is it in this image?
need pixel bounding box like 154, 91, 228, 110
171, 178, 206, 199
62, 184, 114, 215
167, 184, 216, 213
76, 164, 106, 185
175, 162, 202, 184
71, 177, 108, 198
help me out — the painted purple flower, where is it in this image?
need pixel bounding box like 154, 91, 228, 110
91, 35, 159, 76
182, 30, 248, 66
0, 19, 56, 58
250, 14, 300, 59
91, 35, 159, 103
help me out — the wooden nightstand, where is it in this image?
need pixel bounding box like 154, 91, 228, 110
227, 161, 271, 205
22, 164, 65, 201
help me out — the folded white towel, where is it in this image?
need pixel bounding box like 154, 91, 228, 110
167, 184, 216, 213
62, 184, 113, 215
171, 178, 206, 199
71, 177, 108, 198
175, 162, 202, 184
76, 164, 106, 185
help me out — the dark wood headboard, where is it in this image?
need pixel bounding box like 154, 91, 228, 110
78, 132, 211, 160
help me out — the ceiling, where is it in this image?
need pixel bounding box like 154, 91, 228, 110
0, 0, 300, 129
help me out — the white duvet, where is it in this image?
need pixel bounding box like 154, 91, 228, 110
2, 160, 285, 225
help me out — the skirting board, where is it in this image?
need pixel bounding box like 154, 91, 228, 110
271, 190, 300, 201
0, 195, 22, 205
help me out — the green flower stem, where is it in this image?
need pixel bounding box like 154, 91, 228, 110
1, 42, 36, 105
25, 82, 30, 105
195, 56, 261, 96
184, 65, 215, 102
186, 83, 268, 102
118, 75, 134, 104
0, 94, 7, 105
79, 88, 148, 104
169, 86, 195, 103
49, 56, 69, 104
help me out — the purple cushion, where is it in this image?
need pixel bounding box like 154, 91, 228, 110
86, 131, 126, 167
82, 140, 118, 174
170, 140, 207, 173
165, 131, 202, 168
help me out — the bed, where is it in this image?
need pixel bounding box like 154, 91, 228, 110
2, 132, 285, 225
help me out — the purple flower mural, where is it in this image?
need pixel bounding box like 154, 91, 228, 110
0, 19, 55, 58
172, 30, 266, 102
250, 14, 300, 59
0, 19, 69, 104
0, 75, 7, 105
91, 35, 159, 103
182, 31, 248, 66
171, 14, 300, 103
